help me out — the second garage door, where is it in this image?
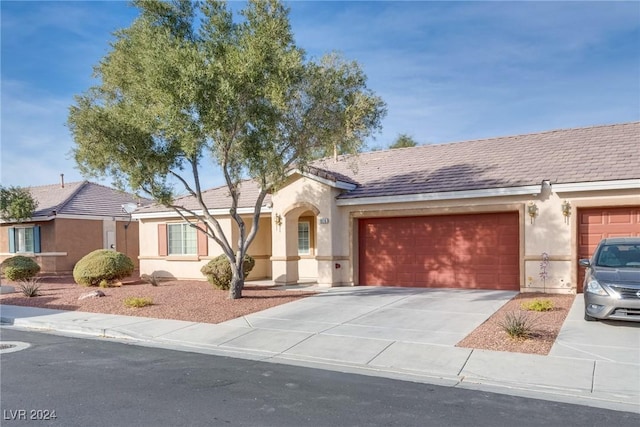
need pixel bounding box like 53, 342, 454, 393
358, 212, 519, 290
577, 206, 640, 292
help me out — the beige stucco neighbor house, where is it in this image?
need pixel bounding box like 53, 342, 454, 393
0, 180, 146, 275
134, 122, 640, 294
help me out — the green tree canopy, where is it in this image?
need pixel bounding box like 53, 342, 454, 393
0, 186, 38, 222
389, 133, 418, 149
67, 0, 386, 299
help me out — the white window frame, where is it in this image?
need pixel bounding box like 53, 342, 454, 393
298, 221, 311, 255
15, 227, 35, 253
167, 223, 197, 255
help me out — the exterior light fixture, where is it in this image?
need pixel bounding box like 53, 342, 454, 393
527, 202, 538, 224
275, 214, 282, 227
561, 200, 571, 224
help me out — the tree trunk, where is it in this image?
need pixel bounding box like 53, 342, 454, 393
228, 262, 244, 299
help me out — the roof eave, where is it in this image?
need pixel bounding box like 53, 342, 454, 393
0, 215, 55, 224
133, 206, 273, 220
335, 185, 542, 207
551, 179, 640, 193
287, 169, 357, 191
336, 179, 640, 207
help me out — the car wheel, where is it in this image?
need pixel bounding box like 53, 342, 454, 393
584, 312, 597, 321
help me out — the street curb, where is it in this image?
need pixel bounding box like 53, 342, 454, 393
2, 315, 639, 415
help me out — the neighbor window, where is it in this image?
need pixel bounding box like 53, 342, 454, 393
298, 221, 310, 255
167, 223, 197, 255
8, 226, 41, 253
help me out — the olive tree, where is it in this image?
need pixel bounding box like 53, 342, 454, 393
68, 0, 386, 299
389, 133, 418, 149
0, 186, 38, 222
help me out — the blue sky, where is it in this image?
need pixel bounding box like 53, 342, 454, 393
2, 1, 639, 191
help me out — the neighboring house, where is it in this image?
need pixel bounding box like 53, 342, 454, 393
134, 122, 640, 293
0, 180, 146, 275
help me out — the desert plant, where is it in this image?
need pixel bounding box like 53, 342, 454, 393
1, 255, 41, 281
521, 299, 554, 312
498, 311, 537, 339
18, 277, 41, 297
200, 254, 255, 290
73, 249, 134, 287
123, 297, 153, 308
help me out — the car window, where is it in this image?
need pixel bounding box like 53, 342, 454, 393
596, 244, 640, 268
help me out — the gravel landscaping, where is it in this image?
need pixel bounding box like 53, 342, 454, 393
0, 277, 574, 355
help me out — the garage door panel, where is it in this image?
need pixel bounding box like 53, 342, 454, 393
608, 213, 635, 224
359, 213, 519, 290
577, 207, 640, 292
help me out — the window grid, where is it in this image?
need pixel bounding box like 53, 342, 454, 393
298, 221, 310, 255
16, 228, 34, 253
168, 223, 197, 255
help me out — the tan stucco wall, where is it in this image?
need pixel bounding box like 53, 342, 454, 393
270, 175, 347, 285
138, 215, 272, 281
270, 175, 639, 293
133, 175, 638, 293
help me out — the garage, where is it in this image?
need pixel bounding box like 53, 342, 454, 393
358, 212, 519, 290
577, 206, 640, 291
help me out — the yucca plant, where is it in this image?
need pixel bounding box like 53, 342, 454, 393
498, 311, 537, 339
18, 277, 41, 297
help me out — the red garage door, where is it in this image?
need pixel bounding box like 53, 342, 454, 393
358, 212, 519, 290
577, 207, 640, 292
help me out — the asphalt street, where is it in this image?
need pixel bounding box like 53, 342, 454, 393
1, 328, 639, 427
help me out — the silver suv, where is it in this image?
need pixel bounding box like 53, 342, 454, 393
579, 237, 640, 322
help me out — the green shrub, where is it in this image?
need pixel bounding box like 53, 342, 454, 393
520, 299, 554, 312
73, 249, 134, 287
200, 254, 255, 290
18, 277, 41, 297
124, 297, 153, 308
1, 255, 41, 281
498, 311, 537, 339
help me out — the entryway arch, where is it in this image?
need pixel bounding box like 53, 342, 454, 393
272, 202, 319, 285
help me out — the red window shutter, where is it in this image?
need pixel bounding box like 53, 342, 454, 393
158, 224, 168, 256
197, 223, 208, 256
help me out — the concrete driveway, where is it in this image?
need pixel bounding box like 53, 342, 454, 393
550, 296, 640, 364
219, 286, 517, 355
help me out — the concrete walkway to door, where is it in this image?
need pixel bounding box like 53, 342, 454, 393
1, 286, 638, 414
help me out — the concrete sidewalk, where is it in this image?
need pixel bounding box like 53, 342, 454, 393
1, 287, 638, 414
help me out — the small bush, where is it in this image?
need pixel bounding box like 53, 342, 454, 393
124, 297, 153, 308
521, 299, 554, 312
200, 254, 255, 290
18, 277, 41, 297
73, 250, 134, 287
498, 311, 537, 339
1, 255, 41, 281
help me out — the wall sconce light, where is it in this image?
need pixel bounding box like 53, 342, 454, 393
275, 214, 282, 227
561, 200, 571, 224
527, 202, 538, 224
319, 217, 330, 224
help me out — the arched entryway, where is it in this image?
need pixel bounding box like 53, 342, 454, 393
271, 202, 319, 285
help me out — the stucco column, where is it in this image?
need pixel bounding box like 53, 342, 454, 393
315, 216, 349, 287
271, 215, 299, 285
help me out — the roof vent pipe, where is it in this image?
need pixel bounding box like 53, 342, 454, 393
60, 173, 65, 188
